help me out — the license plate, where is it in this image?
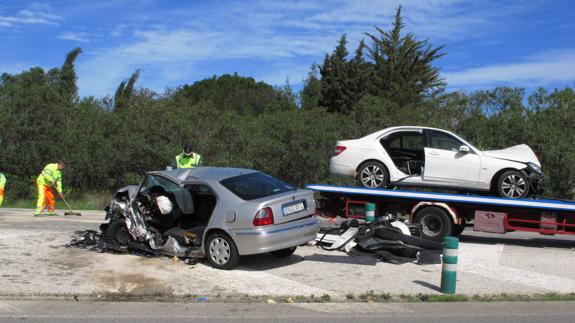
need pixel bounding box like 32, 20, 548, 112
282, 200, 306, 216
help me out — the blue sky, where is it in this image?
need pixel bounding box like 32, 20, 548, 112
1, 0, 574, 98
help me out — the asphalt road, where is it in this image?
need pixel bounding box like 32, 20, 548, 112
0, 300, 574, 323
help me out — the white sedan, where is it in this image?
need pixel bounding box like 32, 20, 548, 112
330, 126, 544, 198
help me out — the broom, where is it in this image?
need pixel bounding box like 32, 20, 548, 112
61, 195, 82, 216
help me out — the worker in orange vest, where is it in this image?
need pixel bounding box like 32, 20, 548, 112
34, 162, 65, 216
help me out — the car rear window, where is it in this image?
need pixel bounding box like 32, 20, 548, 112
220, 172, 296, 200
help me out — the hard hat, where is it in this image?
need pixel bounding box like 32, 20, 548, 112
155, 196, 173, 215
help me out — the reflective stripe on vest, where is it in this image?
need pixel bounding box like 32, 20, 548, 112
176, 153, 201, 168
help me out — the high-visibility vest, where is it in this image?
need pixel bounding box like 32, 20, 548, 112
0, 173, 5, 189
175, 153, 202, 168
37, 163, 63, 193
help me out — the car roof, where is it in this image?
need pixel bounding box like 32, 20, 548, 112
363, 126, 454, 139
148, 167, 259, 183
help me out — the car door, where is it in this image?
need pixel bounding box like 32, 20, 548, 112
423, 130, 481, 184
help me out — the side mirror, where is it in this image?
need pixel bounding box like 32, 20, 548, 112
459, 145, 470, 153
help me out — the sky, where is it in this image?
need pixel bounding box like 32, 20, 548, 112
0, 0, 574, 98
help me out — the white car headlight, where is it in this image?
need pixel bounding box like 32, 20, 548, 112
527, 162, 542, 174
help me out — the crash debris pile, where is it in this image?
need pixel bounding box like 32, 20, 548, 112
317, 215, 442, 265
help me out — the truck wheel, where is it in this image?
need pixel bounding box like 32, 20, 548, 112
206, 232, 240, 270
497, 170, 529, 198
357, 161, 389, 188
451, 219, 467, 237
414, 206, 453, 242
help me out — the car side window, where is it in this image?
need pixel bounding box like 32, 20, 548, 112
427, 131, 462, 152
385, 132, 424, 150
141, 175, 180, 193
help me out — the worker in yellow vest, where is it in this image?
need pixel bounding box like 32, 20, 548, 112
35, 162, 65, 216
170, 143, 202, 169
0, 173, 6, 207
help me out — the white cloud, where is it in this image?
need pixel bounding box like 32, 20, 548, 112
58, 32, 89, 42
444, 49, 575, 88
73, 0, 568, 96
0, 4, 62, 28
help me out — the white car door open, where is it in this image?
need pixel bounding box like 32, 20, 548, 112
423, 131, 481, 183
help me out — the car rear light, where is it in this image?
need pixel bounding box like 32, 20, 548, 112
253, 207, 274, 226
331, 146, 347, 157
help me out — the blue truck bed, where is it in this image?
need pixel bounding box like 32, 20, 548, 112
306, 184, 575, 213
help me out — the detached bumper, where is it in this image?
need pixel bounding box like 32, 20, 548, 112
230, 216, 321, 256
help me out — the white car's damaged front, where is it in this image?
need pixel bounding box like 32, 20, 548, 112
482, 144, 544, 198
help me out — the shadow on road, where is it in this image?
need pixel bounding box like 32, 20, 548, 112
412, 280, 442, 292
238, 254, 306, 270
303, 253, 378, 266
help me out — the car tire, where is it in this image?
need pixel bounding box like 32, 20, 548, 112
206, 232, 240, 270
497, 170, 529, 198
413, 206, 453, 242
357, 161, 389, 189
105, 219, 131, 252
270, 246, 297, 258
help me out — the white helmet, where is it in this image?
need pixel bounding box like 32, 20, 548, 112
155, 196, 173, 215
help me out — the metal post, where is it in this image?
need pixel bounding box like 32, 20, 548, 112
365, 203, 376, 222
441, 236, 459, 294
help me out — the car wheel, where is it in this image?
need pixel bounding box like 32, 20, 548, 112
206, 232, 240, 270
497, 170, 529, 198
105, 219, 131, 252
270, 246, 297, 258
414, 206, 453, 242
357, 161, 389, 188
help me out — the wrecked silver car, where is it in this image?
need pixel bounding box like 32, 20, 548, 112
100, 167, 320, 269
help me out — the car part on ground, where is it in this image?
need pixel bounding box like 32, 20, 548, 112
330, 126, 544, 198
316, 215, 442, 265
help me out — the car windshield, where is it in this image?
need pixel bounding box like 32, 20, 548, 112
220, 172, 296, 201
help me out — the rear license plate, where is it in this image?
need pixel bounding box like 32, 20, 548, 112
282, 200, 306, 216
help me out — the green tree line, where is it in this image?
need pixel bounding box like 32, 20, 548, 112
1, 7, 574, 203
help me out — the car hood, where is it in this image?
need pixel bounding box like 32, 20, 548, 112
483, 144, 541, 166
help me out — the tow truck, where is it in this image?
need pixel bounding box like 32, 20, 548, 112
307, 184, 575, 241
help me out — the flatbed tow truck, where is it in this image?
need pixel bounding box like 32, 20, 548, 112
307, 184, 575, 241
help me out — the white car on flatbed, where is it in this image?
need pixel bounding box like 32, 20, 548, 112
330, 126, 544, 198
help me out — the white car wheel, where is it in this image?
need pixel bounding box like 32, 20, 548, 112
497, 171, 529, 198
358, 162, 389, 188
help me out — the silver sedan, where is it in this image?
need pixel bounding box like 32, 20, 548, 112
102, 167, 320, 269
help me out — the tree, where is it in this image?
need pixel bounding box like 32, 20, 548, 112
319, 35, 356, 114
58, 47, 82, 105
364, 6, 445, 108
114, 69, 140, 110
300, 63, 322, 110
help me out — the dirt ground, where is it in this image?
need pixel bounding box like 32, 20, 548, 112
1, 208, 574, 300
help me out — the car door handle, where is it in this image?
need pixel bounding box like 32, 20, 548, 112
428, 152, 439, 156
